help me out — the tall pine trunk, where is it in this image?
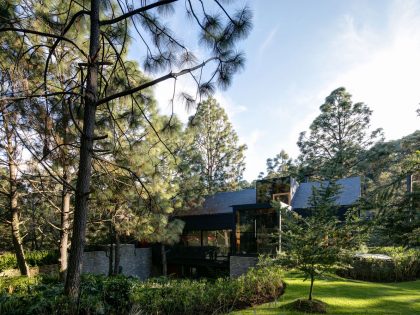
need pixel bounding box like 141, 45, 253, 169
113, 232, 120, 275
59, 99, 71, 281
2, 104, 29, 276
59, 189, 71, 280
64, 0, 100, 301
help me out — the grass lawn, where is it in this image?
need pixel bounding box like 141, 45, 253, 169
231, 271, 420, 315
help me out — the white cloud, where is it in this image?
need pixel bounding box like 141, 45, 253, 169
326, 0, 420, 140
257, 25, 279, 61
293, 0, 420, 153
242, 129, 265, 180
214, 91, 247, 118
152, 75, 198, 122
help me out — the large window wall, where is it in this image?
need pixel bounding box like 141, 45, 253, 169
235, 207, 278, 255
181, 229, 232, 257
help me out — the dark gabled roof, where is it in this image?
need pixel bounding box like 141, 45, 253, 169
182, 188, 256, 216
291, 176, 361, 209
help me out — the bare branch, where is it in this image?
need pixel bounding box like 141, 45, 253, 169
96, 56, 219, 106
99, 0, 178, 26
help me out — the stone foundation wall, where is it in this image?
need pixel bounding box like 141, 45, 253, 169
82, 244, 151, 280
229, 255, 258, 278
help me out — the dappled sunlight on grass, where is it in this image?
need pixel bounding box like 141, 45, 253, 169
230, 272, 420, 315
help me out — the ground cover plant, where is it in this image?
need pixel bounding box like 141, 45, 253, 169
230, 271, 420, 315
0, 266, 284, 315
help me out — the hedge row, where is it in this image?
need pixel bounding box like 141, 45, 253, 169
0, 266, 285, 315
339, 247, 420, 282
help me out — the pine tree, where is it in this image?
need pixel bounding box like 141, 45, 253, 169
258, 149, 294, 179
275, 182, 361, 301
1, 0, 252, 301
187, 97, 247, 194
297, 87, 383, 180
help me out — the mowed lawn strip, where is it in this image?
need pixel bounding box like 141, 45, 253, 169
230, 271, 420, 315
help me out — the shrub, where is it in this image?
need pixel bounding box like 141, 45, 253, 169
0, 252, 16, 272
0, 276, 63, 315
26, 250, 59, 267
339, 247, 420, 282
0, 250, 58, 272
0, 266, 285, 315
131, 266, 285, 315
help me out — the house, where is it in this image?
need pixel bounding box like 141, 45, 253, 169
165, 176, 361, 277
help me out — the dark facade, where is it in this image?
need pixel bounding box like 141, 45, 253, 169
166, 176, 361, 277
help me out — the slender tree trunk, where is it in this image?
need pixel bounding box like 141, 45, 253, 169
108, 222, 114, 276
113, 232, 120, 275
59, 99, 71, 282
59, 189, 71, 281
309, 273, 314, 301
2, 105, 30, 276
11, 206, 30, 276
64, 0, 100, 301
161, 243, 167, 276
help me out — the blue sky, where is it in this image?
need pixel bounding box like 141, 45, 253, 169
129, 0, 420, 181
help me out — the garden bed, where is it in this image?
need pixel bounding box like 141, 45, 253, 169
0, 266, 285, 315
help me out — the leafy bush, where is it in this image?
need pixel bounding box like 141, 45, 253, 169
371, 247, 420, 280
339, 247, 420, 282
131, 266, 285, 314
0, 252, 16, 272
0, 266, 285, 315
0, 250, 58, 272
26, 250, 58, 267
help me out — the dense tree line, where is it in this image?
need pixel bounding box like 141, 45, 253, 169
0, 0, 252, 306
260, 87, 419, 247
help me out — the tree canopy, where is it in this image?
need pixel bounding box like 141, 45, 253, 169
187, 97, 247, 194
297, 87, 383, 180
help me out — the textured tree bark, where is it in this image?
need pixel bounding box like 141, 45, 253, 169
3, 104, 30, 276
59, 99, 71, 282
64, 0, 100, 301
11, 201, 30, 276
113, 232, 120, 275
59, 190, 71, 281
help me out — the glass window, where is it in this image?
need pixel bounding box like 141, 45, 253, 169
236, 208, 278, 255
181, 230, 232, 257
181, 230, 201, 247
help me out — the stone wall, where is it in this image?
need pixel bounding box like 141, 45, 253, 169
229, 255, 258, 278
82, 244, 151, 280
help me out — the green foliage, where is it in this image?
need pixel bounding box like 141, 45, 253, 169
258, 150, 295, 180
0, 250, 58, 272
0, 252, 16, 272
0, 266, 284, 315
361, 141, 420, 246
297, 87, 383, 180
131, 266, 284, 315
187, 97, 247, 194
340, 247, 420, 282
272, 182, 363, 300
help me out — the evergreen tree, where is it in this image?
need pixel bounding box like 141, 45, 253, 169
359, 131, 420, 246
258, 149, 294, 179
297, 87, 383, 180
274, 182, 362, 301
187, 97, 247, 194
1, 0, 252, 300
